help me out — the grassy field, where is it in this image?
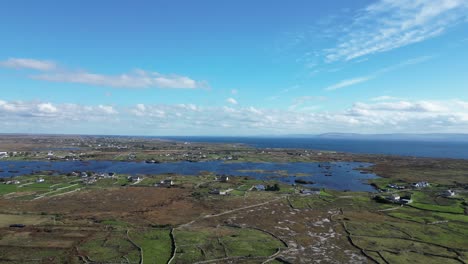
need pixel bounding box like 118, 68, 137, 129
173, 226, 285, 263
131, 228, 173, 264
78, 230, 140, 263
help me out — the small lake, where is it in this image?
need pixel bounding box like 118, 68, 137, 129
0, 160, 379, 192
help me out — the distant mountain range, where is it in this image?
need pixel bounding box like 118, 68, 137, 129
285, 133, 468, 142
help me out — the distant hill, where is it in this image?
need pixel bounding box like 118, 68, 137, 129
312, 133, 468, 142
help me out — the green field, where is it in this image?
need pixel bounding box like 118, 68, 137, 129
173, 226, 285, 263
131, 228, 173, 264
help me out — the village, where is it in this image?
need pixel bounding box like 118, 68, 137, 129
1, 165, 465, 214
0, 165, 466, 264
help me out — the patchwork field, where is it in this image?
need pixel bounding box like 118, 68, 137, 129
0, 136, 468, 263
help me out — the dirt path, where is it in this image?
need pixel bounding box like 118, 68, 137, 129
33, 183, 79, 200
377, 206, 402, 212
202, 196, 284, 219
177, 196, 285, 229
47, 188, 82, 198
18, 182, 34, 187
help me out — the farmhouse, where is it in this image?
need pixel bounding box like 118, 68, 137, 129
128, 176, 142, 182
83, 177, 97, 184
209, 188, 232, 195
300, 189, 321, 195
253, 184, 265, 191
384, 193, 412, 204
387, 184, 406, 190
388, 194, 400, 202
218, 175, 229, 182
412, 181, 430, 188
159, 179, 174, 187
442, 190, 455, 197
36, 178, 45, 183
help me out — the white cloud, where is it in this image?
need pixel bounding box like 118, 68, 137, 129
324, 0, 468, 62
323, 55, 433, 92
37, 103, 58, 114
0, 58, 56, 71
226, 98, 238, 105
33, 70, 205, 89
98, 105, 117, 114
370, 96, 404, 101
0, 100, 118, 120
1, 58, 207, 89
325, 76, 372, 91
454, 100, 468, 109
350, 101, 448, 113
2, 98, 468, 135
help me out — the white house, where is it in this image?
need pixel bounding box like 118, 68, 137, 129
36, 178, 45, 183
159, 179, 174, 187
412, 181, 430, 188
389, 194, 400, 202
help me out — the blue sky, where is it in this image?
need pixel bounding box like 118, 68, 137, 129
1, 0, 468, 135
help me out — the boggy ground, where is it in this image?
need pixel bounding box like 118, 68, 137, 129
1, 134, 468, 263
1, 174, 466, 263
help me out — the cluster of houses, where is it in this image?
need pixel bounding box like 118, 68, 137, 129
412, 181, 430, 188
381, 180, 458, 204
208, 175, 231, 195
154, 179, 174, 187
386, 181, 430, 191
128, 175, 142, 183
74, 171, 116, 184
387, 183, 406, 190
3, 179, 20, 185
2, 177, 44, 185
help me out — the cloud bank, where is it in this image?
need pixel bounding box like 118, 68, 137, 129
2, 98, 468, 135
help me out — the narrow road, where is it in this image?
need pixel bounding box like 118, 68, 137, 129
33, 183, 79, 200
202, 196, 283, 219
